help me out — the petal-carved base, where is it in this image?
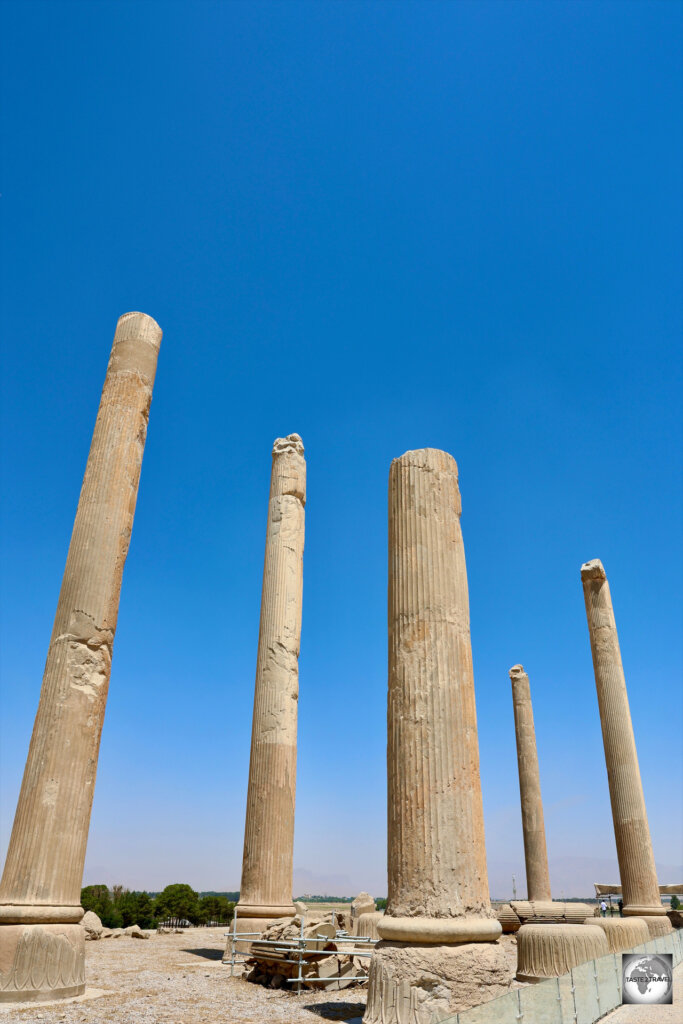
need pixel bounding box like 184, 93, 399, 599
583, 917, 650, 952
0, 923, 85, 1002
363, 940, 511, 1024
515, 924, 608, 982
639, 916, 673, 938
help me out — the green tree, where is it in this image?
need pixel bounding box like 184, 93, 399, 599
80, 884, 122, 928
135, 891, 156, 929
671, 895, 681, 911
375, 898, 388, 911
197, 895, 234, 924
154, 883, 200, 924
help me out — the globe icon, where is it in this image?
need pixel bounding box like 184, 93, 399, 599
623, 955, 673, 1004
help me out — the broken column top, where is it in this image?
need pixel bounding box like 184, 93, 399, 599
115, 311, 162, 342
390, 448, 461, 518
272, 433, 304, 457
392, 447, 458, 473
270, 434, 305, 504
581, 559, 606, 582
109, 312, 162, 382
509, 664, 526, 680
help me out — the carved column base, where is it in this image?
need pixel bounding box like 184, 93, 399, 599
583, 917, 650, 952
639, 916, 673, 938
496, 904, 521, 933
510, 900, 594, 924
355, 911, 384, 940
0, 923, 85, 1002
363, 940, 510, 1024
377, 915, 501, 944
515, 924, 608, 982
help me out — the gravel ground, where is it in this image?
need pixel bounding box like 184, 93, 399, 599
2, 931, 674, 1024
0, 930, 367, 1024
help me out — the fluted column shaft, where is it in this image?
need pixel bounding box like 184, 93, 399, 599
581, 559, 664, 918
0, 313, 161, 1002
364, 450, 508, 1024
382, 448, 498, 940
509, 665, 552, 903
237, 435, 305, 921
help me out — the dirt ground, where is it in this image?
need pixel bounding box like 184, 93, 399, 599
0, 930, 520, 1024
0, 930, 676, 1024
0, 929, 365, 1024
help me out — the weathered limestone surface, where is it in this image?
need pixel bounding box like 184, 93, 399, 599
510, 901, 593, 925
82, 911, 103, 941
496, 904, 521, 933
230, 435, 305, 952
509, 665, 552, 903
515, 924, 608, 982
642, 916, 676, 938
581, 560, 670, 931
0, 313, 162, 1002
365, 449, 509, 1024
583, 916, 650, 953
355, 912, 385, 941
351, 893, 376, 931
365, 942, 510, 1023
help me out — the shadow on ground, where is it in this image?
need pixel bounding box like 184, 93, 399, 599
181, 947, 225, 960
303, 1001, 365, 1021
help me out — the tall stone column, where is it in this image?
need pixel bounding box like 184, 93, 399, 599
581, 559, 670, 937
232, 435, 305, 944
364, 449, 509, 1024
0, 313, 162, 1002
506, 666, 611, 978
509, 665, 552, 904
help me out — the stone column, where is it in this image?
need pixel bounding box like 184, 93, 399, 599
364, 449, 509, 1024
0, 313, 162, 1002
509, 665, 552, 904
581, 559, 670, 938
232, 435, 305, 944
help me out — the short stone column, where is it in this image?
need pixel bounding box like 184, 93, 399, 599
364, 449, 509, 1024
0, 313, 162, 1002
231, 435, 305, 946
581, 559, 671, 938
509, 665, 552, 904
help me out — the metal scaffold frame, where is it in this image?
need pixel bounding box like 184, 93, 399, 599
224, 907, 376, 994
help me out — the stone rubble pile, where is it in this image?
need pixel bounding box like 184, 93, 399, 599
244, 913, 370, 991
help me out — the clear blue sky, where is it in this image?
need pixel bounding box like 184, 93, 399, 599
1, 1, 681, 899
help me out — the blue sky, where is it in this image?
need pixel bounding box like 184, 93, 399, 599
1, 0, 681, 899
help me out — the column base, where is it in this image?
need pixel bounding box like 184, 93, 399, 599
222, 903, 295, 961
377, 915, 502, 944
354, 911, 384, 940
0, 922, 85, 1002
510, 900, 594, 925
496, 904, 521, 933
363, 939, 510, 1024
582, 917, 650, 953
639, 916, 673, 938
515, 924, 608, 982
